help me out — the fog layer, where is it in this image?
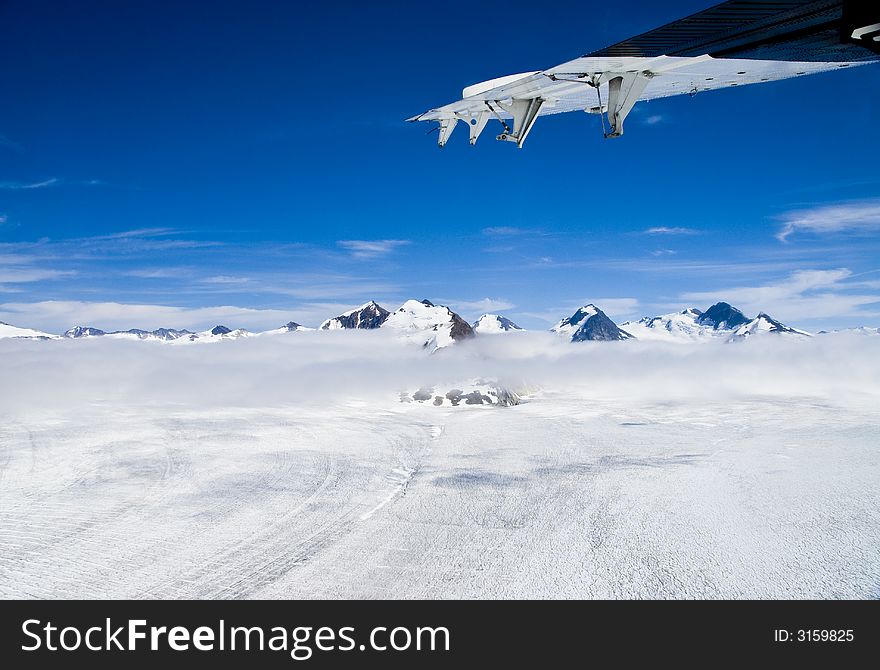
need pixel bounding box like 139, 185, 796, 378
2, 331, 878, 414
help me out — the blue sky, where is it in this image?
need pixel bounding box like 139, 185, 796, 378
1, 0, 879, 333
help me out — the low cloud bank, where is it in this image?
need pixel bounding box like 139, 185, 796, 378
2, 331, 879, 415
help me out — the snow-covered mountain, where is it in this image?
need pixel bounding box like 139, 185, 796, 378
383, 299, 474, 351
259, 321, 312, 336
729, 313, 811, 340
818, 327, 880, 336
472, 314, 522, 334
620, 308, 723, 343
65, 325, 197, 341
696, 302, 750, 330
0, 300, 855, 348
64, 326, 106, 338
0, 321, 60, 340
621, 303, 808, 342
105, 328, 192, 341
173, 325, 252, 344
552, 305, 632, 342
321, 301, 390, 330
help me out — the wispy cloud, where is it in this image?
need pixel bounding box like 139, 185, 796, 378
0, 214, 7, 225
518, 297, 640, 325
92, 227, 177, 240
580, 297, 640, 317
0, 134, 24, 153
337, 239, 410, 259
0, 300, 305, 333
0, 268, 75, 284
643, 114, 665, 125
124, 267, 189, 279
0, 178, 58, 190
482, 226, 528, 236
776, 200, 880, 242
681, 268, 880, 323
198, 275, 254, 285
642, 226, 700, 236
448, 297, 515, 315
651, 248, 677, 256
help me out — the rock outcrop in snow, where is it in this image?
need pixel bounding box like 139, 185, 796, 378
321, 301, 390, 330
552, 305, 632, 342
472, 314, 522, 334
401, 380, 520, 407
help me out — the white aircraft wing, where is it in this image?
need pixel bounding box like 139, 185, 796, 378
409, 0, 880, 147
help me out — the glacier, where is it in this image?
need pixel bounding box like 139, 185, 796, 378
1, 331, 878, 598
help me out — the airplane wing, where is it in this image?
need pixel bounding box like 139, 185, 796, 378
409, 0, 880, 147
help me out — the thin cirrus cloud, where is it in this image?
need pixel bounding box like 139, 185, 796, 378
775, 200, 880, 242
0, 300, 304, 333
642, 226, 700, 235
0, 134, 24, 153
448, 297, 516, 315
681, 268, 880, 323
337, 239, 410, 259
0, 268, 75, 284
0, 178, 58, 190
518, 297, 640, 325
482, 226, 526, 236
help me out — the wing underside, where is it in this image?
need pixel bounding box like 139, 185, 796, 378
409, 0, 880, 147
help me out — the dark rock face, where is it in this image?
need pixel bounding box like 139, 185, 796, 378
283, 322, 302, 332
571, 310, 632, 342
403, 383, 520, 407
211, 325, 232, 336
555, 306, 595, 333
448, 309, 475, 342
463, 391, 491, 405
64, 326, 105, 338
322, 301, 390, 330
562, 306, 632, 342
697, 302, 749, 330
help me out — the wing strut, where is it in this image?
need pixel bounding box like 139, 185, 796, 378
605, 72, 652, 137
437, 117, 457, 148
496, 97, 544, 148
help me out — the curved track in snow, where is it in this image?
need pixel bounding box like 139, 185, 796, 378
1, 398, 878, 598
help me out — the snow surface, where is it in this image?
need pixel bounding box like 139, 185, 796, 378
1, 331, 879, 598
320, 301, 387, 330
473, 314, 522, 334
619, 309, 722, 343
730, 314, 811, 340
0, 321, 59, 340
551, 304, 599, 337
383, 299, 462, 351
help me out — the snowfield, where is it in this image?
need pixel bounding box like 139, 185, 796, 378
1, 331, 879, 599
